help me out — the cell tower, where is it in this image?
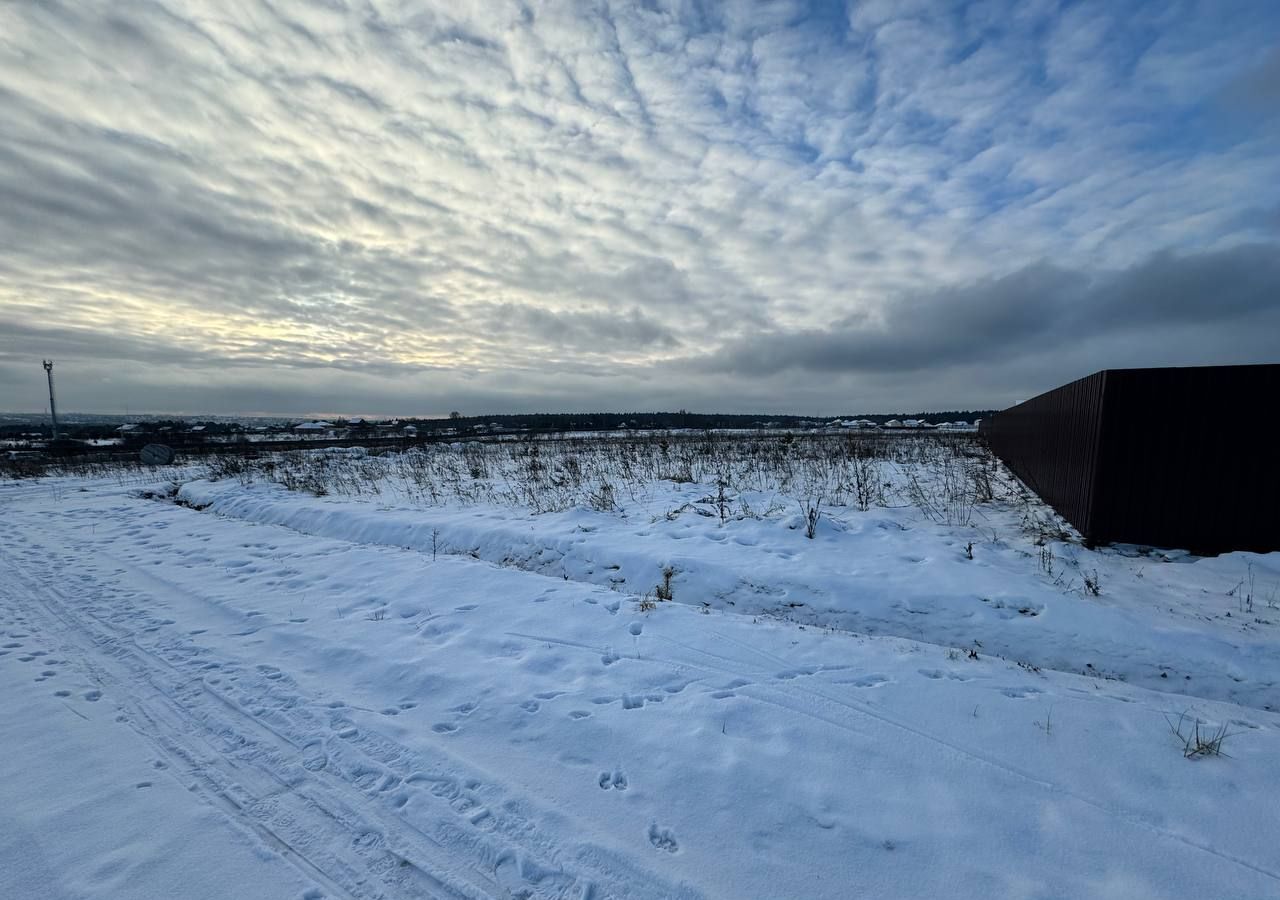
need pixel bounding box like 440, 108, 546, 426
43, 359, 59, 441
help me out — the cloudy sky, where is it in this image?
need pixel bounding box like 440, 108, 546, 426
2, 0, 1278, 417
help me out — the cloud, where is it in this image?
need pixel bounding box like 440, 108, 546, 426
1, 0, 1278, 416
688, 243, 1280, 380
1217, 46, 1280, 128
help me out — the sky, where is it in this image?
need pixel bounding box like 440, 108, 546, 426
2, 0, 1278, 418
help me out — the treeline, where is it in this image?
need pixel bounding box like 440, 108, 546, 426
1, 409, 996, 441
402, 410, 994, 433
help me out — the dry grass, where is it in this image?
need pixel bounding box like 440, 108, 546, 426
1165, 710, 1236, 759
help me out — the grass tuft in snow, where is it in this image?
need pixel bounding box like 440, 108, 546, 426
1165, 710, 1237, 759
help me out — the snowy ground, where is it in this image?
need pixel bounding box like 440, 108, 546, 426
2, 441, 1279, 899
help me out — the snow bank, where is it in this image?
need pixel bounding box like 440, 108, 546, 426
177, 478, 1280, 712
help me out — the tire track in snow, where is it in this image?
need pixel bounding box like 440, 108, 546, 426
1, 556, 487, 900
0, 521, 703, 900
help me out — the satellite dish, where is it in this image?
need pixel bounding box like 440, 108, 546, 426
139, 443, 175, 465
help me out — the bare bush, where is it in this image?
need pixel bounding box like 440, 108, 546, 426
799, 496, 822, 539
1082, 569, 1102, 597
655, 567, 675, 601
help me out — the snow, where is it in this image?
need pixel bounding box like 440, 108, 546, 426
0, 630, 312, 900
176, 455, 1280, 711
2, 443, 1279, 899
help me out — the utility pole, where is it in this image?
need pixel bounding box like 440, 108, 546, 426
43, 359, 59, 441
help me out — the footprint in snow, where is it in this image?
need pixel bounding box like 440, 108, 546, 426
598, 770, 628, 790
352, 830, 381, 850
999, 686, 1044, 699
775, 667, 818, 680
648, 824, 679, 853
843, 674, 890, 688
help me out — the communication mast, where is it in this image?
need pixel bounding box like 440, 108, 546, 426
42, 359, 59, 441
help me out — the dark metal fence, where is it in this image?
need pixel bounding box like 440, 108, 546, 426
982, 364, 1280, 554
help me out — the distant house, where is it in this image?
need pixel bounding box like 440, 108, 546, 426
294, 421, 332, 433
402, 425, 418, 437
116, 424, 141, 434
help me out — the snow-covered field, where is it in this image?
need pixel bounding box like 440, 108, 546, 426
2, 434, 1279, 899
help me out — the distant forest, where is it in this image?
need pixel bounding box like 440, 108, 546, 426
402, 411, 993, 432
1, 409, 995, 440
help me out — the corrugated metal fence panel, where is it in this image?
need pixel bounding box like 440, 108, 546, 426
1092, 365, 1280, 553
984, 364, 1280, 554
980, 370, 1107, 540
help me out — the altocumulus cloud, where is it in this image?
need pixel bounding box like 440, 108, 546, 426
1, 0, 1278, 416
